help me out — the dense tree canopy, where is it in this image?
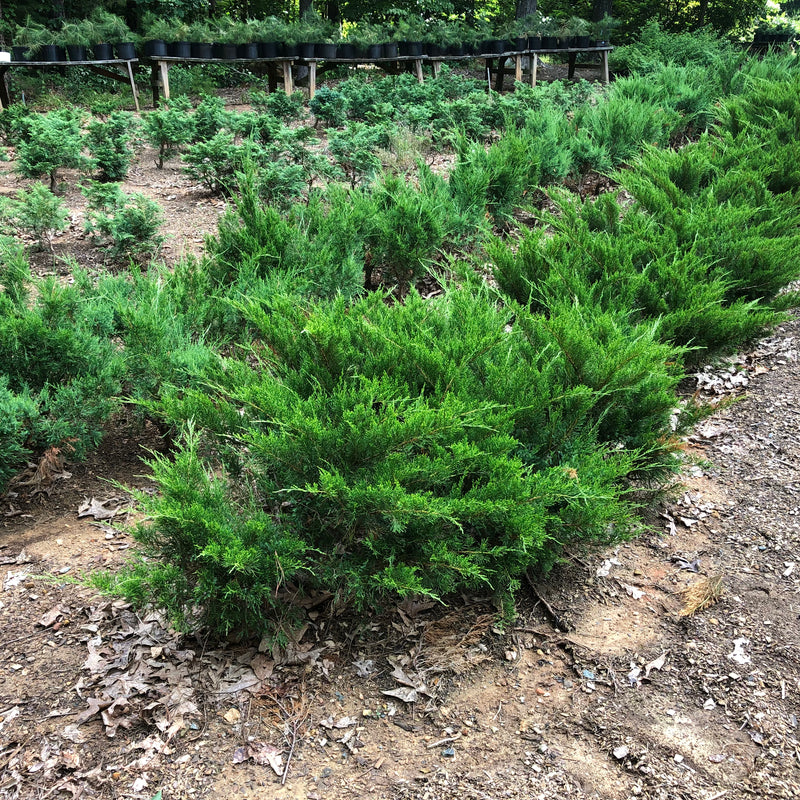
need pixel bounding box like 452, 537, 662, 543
0, 0, 776, 43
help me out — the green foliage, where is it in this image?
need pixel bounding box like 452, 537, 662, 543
182, 132, 261, 194
360, 173, 447, 288
0, 103, 32, 146
609, 20, 741, 75
328, 121, 387, 187
15, 110, 87, 192
0, 183, 69, 252
249, 90, 304, 121
83, 182, 164, 259
141, 97, 195, 169
449, 128, 533, 226
0, 375, 37, 490
126, 284, 678, 635
87, 111, 139, 181
490, 111, 800, 364
0, 262, 123, 491
191, 94, 235, 143
309, 86, 347, 127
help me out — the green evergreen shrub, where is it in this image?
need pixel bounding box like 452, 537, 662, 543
0, 264, 124, 491
449, 128, 533, 226
328, 122, 387, 187
249, 89, 304, 121
86, 111, 139, 182
141, 97, 195, 169
309, 86, 347, 127
609, 20, 740, 75
15, 110, 87, 192
119, 284, 680, 635
0, 376, 37, 491
359, 173, 446, 288
182, 133, 266, 194
191, 93, 234, 142
83, 182, 164, 259
0, 183, 69, 252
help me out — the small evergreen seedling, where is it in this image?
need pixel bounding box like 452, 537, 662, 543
83, 182, 164, 260
87, 111, 140, 181
16, 110, 87, 193
0, 183, 69, 253
142, 97, 195, 169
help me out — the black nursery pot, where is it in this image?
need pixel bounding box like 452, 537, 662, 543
220, 42, 238, 59
91, 42, 114, 60
383, 41, 399, 58
337, 43, 355, 59
11, 45, 29, 61
574, 35, 590, 48
427, 42, 445, 56
66, 44, 87, 61
115, 41, 137, 59
528, 35, 541, 49
38, 44, 63, 62
446, 42, 464, 56
513, 36, 527, 51
191, 42, 213, 59
540, 35, 558, 49
367, 43, 383, 59
299, 42, 315, 59
168, 41, 192, 58
143, 39, 167, 57
258, 41, 278, 58
283, 43, 300, 58
316, 42, 337, 59
237, 42, 259, 59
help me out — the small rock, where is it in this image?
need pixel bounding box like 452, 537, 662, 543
613, 745, 629, 760
442, 747, 455, 757
223, 708, 241, 724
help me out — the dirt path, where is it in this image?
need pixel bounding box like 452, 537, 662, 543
1, 303, 799, 800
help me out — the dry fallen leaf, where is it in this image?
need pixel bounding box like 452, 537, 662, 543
644, 652, 667, 678
381, 687, 419, 704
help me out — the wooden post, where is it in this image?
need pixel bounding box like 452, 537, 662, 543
281, 60, 293, 94
308, 60, 316, 99
267, 62, 278, 93
530, 53, 538, 87
124, 60, 140, 112
432, 60, 441, 79
414, 58, 424, 83
159, 60, 170, 101
494, 57, 504, 92
567, 52, 577, 80
0, 67, 10, 109
601, 49, 609, 83
515, 54, 522, 82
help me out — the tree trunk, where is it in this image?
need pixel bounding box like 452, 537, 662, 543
516, 0, 537, 18
299, 0, 313, 18
592, 0, 612, 22
326, 1, 341, 23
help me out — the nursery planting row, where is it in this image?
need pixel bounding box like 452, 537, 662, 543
2, 26, 800, 636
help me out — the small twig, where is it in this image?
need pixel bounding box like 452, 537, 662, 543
425, 733, 461, 750
281, 718, 299, 786
1, 628, 50, 649
524, 572, 572, 631
492, 702, 503, 721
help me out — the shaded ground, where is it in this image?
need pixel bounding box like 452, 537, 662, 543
1, 66, 799, 800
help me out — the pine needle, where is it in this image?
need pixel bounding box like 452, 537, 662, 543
679, 575, 724, 616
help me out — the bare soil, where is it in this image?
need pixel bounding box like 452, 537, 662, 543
2, 67, 800, 800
